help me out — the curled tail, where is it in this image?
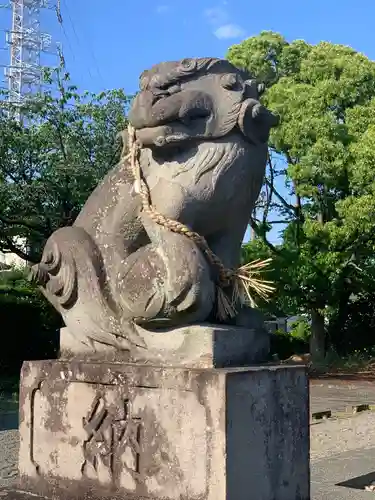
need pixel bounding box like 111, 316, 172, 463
30, 226, 146, 352
30, 234, 78, 309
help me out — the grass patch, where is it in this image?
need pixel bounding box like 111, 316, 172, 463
0, 396, 18, 413
0, 376, 19, 411
310, 348, 375, 377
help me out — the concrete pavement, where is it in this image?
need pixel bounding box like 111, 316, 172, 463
312, 447, 375, 500
311, 378, 375, 414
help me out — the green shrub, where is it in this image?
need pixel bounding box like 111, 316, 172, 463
0, 267, 61, 377
270, 329, 308, 360
289, 318, 310, 341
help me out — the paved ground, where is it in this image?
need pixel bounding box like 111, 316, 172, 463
312, 447, 375, 500
311, 379, 375, 414
2, 379, 375, 497
310, 380, 375, 498
0, 430, 18, 488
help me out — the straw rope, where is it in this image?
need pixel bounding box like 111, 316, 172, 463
123, 124, 275, 319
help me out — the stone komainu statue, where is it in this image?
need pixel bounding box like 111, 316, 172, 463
31, 57, 279, 358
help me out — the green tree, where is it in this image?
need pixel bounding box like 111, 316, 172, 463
0, 267, 61, 374
0, 68, 131, 262
229, 32, 375, 360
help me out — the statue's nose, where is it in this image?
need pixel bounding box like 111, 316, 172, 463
129, 90, 184, 130
129, 90, 155, 129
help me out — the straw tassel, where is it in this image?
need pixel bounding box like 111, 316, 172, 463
216, 258, 275, 320
124, 125, 276, 321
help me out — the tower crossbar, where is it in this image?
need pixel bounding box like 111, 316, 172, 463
0, 0, 59, 121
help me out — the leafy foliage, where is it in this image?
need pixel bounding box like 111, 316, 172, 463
0, 68, 130, 262
270, 329, 308, 360
289, 319, 310, 342
230, 32, 375, 359
0, 268, 61, 376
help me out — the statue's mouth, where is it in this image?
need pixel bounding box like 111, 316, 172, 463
135, 119, 208, 149
129, 89, 214, 149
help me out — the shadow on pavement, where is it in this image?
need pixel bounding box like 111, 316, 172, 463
337, 471, 375, 490
0, 395, 19, 431
0, 411, 18, 431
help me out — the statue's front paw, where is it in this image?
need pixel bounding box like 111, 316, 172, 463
29, 263, 50, 286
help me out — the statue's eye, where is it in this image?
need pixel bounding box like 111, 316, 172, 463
221, 73, 239, 90
180, 58, 197, 72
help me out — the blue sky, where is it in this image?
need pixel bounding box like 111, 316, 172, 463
30, 0, 375, 96
1, 0, 374, 242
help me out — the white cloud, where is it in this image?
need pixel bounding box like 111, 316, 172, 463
214, 23, 245, 39
155, 4, 169, 13
204, 4, 245, 40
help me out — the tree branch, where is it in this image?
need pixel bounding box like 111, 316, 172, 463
285, 152, 303, 246
263, 152, 274, 224
0, 215, 48, 237
1, 235, 34, 263
265, 155, 299, 217
248, 217, 282, 255
259, 220, 291, 225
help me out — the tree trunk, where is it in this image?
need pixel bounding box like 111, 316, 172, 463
250, 209, 256, 241
329, 288, 351, 353
310, 309, 326, 361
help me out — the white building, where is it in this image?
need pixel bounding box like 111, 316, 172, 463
0, 237, 28, 269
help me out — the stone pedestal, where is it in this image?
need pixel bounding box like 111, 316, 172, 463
14, 360, 310, 500
59, 322, 270, 368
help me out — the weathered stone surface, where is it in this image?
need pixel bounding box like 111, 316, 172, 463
60, 322, 270, 368
0, 490, 46, 500
29, 57, 278, 361
17, 360, 310, 500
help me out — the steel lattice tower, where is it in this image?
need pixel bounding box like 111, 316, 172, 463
1, 0, 59, 120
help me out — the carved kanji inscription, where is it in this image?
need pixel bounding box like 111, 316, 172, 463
81, 394, 142, 487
